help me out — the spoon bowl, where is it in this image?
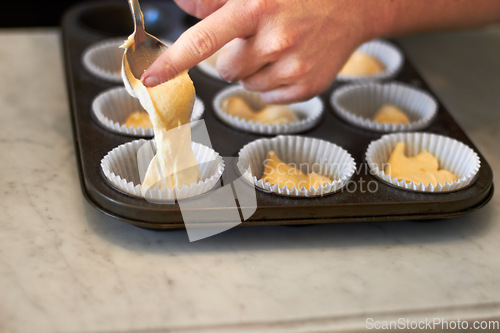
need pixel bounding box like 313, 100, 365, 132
121, 0, 167, 97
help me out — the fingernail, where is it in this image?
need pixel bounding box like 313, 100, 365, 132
142, 75, 161, 87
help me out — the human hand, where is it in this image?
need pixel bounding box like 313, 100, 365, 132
141, 0, 381, 103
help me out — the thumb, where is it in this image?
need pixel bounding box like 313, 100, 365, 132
141, 1, 255, 87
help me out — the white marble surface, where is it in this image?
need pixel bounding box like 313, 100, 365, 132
0, 27, 499, 333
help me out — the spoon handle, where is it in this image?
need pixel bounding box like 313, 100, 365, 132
128, 0, 146, 42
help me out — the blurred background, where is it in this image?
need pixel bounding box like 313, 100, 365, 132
4, 2, 93, 27
3, 0, 182, 27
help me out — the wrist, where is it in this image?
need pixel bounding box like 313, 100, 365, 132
356, 0, 399, 41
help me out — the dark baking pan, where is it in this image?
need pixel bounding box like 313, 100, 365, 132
61, 0, 494, 229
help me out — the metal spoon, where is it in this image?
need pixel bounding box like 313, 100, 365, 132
121, 0, 167, 96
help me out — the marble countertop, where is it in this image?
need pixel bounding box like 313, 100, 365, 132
0, 26, 499, 333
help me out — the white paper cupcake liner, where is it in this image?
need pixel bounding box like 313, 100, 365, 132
101, 139, 224, 202
336, 39, 404, 82
213, 86, 324, 135
82, 38, 125, 83
365, 132, 481, 192
92, 87, 205, 137
237, 135, 356, 197
331, 82, 438, 132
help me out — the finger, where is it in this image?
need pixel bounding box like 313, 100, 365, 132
259, 84, 318, 105
216, 37, 272, 83
174, 0, 228, 19
217, 29, 297, 83
241, 55, 311, 92
240, 63, 285, 92
260, 72, 333, 103
141, 1, 256, 87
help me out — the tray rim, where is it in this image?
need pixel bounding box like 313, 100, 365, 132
61, 0, 495, 229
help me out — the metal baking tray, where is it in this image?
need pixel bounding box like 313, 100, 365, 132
61, 0, 494, 229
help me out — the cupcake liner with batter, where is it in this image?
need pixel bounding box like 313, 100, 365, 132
336, 39, 404, 82
101, 139, 224, 202
331, 82, 438, 132
365, 132, 481, 192
92, 87, 205, 137
237, 135, 356, 197
213, 86, 324, 135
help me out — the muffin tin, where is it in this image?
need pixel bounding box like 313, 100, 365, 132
62, 0, 493, 229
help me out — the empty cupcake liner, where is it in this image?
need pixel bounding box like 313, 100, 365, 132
365, 132, 481, 192
237, 135, 356, 197
92, 87, 205, 137
82, 38, 125, 83
336, 39, 404, 82
101, 139, 224, 202
213, 86, 324, 135
331, 82, 438, 132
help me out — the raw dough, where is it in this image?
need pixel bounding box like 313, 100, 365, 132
124, 111, 152, 129
372, 104, 410, 125
221, 96, 299, 125
339, 52, 385, 76
262, 151, 332, 189
385, 141, 458, 186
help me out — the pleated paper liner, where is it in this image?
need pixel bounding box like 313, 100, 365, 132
83, 37, 174, 83
82, 38, 125, 83
336, 39, 404, 82
237, 135, 356, 197
92, 87, 205, 137
101, 139, 224, 202
365, 132, 481, 193
331, 82, 437, 132
213, 86, 324, 135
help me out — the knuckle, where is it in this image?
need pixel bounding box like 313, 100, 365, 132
159, 56, 181, 78
241, 79, 258, 91
189, 28, 218, 57
244, 0, 276, 32
260, 30, 296, 59
274, 34, 294, 52
218, 68, 235, 83
242, 74, 270, 92
216, 61, 236, 83
281, 59, 310, 81
246, 0, 271, 19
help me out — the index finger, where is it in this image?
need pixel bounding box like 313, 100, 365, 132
141, 1, 256, 87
